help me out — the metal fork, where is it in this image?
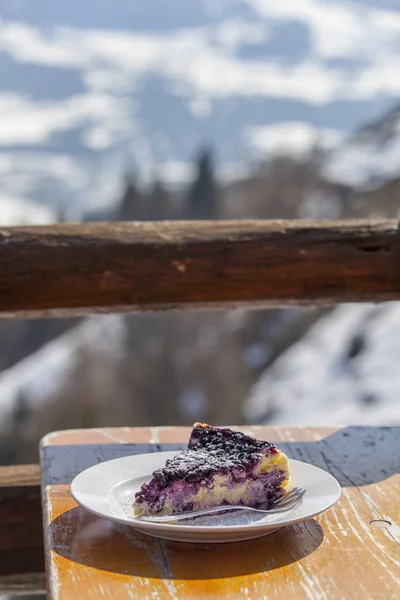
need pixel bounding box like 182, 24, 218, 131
135, 486, 305, 523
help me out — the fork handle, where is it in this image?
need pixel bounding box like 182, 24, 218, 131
135, 488, 304, 523
136, 504, 252, 523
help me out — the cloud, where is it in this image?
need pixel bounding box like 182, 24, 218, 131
246, 0, 400, 60
1, 21, 86, 68
2, 12, 400, 108
0, 152, 88, 187
3, 22, 329, 105
0, 22, 349, 105
1, 21, 164, 72
212, 17, 269, 52
0, 92, 132, 147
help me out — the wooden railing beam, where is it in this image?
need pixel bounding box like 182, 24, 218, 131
0, 219, 399, 317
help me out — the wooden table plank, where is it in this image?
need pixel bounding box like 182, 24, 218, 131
41, 426, 400, 599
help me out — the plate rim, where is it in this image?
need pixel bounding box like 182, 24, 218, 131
70, 451, 342, 534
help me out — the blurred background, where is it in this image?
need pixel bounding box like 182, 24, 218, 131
1, 0, 400, 496
2, 1, 400, 596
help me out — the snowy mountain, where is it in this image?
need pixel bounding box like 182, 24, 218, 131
0, 303, 321, 463
324, 105, 400, 189
0, 315, 126, 463
244, 303, 400, 426
1, 0, 400, 217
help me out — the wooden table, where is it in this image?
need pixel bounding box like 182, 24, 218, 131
40, 426, 400, 599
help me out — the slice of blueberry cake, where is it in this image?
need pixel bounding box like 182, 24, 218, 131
133, 423, 290, 516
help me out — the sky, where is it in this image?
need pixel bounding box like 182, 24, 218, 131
1, 0, 400, 217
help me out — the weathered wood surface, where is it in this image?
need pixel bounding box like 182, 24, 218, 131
0, 464, 45, 594
1, 220, 400, 317
0, 572, 46, 596
41, 426, 400, 600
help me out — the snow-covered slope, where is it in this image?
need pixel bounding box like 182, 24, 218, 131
324, 105, 400, 189
244, 303, 400, 426
0, 316, 126, 462
0, 316, 125, 421
0, 196, 57, 225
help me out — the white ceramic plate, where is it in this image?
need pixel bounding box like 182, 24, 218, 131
70, 451, 341, 543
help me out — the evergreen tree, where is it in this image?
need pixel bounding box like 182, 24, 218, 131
57, 208, 66, 223
146, 179, 169, 220
117, 175, 140, 221
186, 148, 217, 219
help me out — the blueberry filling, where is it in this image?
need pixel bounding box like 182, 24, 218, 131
134, 424, 289, 515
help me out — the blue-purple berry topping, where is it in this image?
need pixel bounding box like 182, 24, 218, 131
134, 424, 281, 509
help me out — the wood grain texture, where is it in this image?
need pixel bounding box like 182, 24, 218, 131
41, 426, 400, 600
0, 464, 45, 591
1, 220, 400, 317
0, 572, 46, 595
0, 463, 41, 486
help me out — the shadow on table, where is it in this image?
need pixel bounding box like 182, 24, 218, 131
50, 507, 323, 579
270, 425, 399, 487
49, 426, 399, 580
